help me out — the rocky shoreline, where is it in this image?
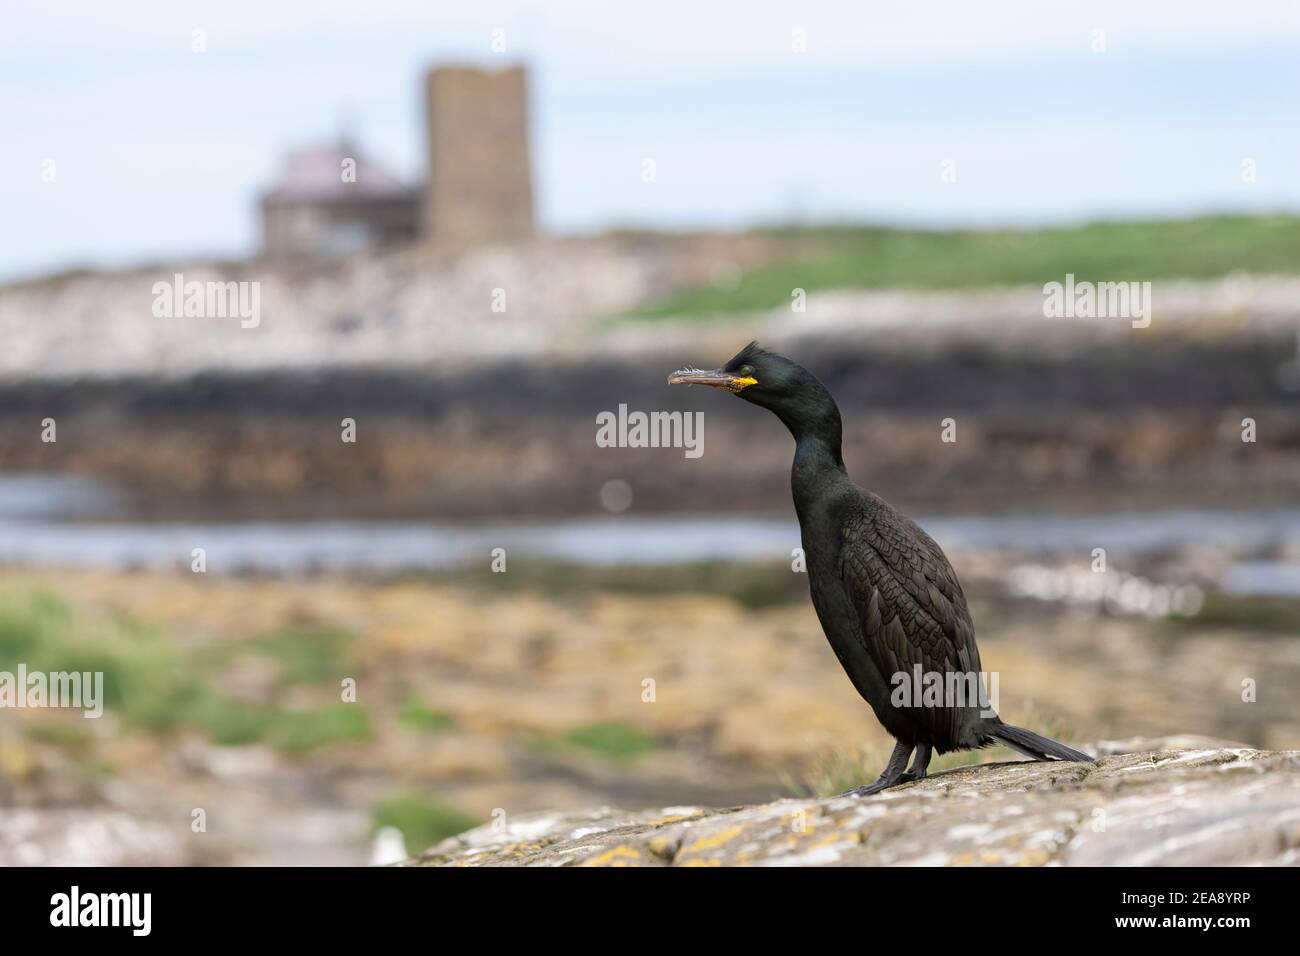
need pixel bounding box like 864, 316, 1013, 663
412, 739, 1300, 866
1, 334, 1295, 520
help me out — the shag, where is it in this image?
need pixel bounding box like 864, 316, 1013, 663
670, 343, 1092, 795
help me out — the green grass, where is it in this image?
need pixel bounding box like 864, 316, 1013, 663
272, 705, 372, 751
25, 720, 94, 750
398, 702, 457, 733
624, 215, 1300, 320
0, 589, 68, 658
558, 721, 660, 762
372, 794, 480, 853
194, 698, 278, 746
1165, 594, 1300, 634
251, 626, 355, 685
0, 589, 196, 733
192, 698, 372, 751
449, 558, 805, 609
0, 588, 371, 752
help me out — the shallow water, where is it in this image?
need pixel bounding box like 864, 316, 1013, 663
2, 475, 1297, 594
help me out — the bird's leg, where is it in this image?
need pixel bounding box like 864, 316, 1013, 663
842, 739, 913, 796
899, 742, 932, 782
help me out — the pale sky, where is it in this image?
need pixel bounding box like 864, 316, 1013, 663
3, 0, 1299, 281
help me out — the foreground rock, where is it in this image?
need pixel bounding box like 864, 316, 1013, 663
411, 739, 1300, 866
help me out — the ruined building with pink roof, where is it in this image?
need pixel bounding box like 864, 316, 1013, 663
261, 65, 533, 260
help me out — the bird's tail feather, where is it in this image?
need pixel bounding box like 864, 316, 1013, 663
986, 722, 1093, 762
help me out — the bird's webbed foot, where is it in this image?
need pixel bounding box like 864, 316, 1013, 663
842, 774, 902, 796
898, 742, 932, 783
840, 739, 916, 796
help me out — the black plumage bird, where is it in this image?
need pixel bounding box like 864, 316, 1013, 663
670, 343, 1092, 794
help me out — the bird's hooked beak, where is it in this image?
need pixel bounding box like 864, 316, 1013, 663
667, 367, 757, 394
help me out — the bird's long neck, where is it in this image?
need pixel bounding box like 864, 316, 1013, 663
782, 398, 847, 520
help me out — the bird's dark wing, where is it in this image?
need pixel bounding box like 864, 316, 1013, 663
838, 496, 981, 746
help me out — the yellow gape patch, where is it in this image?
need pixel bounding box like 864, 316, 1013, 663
728, 376, 758, 392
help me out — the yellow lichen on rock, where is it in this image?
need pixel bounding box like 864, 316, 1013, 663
579, 845, 642, 867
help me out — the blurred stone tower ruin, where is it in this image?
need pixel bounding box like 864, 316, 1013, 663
423, 65, 535, 248
261, 64, 535, 259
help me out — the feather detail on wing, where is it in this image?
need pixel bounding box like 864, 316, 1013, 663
838, 501, 982, 747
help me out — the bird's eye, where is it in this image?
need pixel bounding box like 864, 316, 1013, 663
738, 365, 755, 377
